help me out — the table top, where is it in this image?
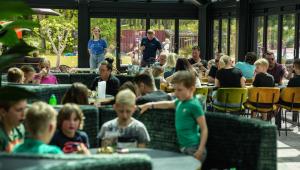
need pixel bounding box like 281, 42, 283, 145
90, 148, 200, 170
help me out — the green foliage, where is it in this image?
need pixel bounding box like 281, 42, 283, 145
91, 18, 116, 47
0, 0, 33, 20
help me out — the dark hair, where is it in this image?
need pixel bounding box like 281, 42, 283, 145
20, 65, 36, 74
175, 58, 193, 72
57, 103, 84, 130
134, 72, 155, 89
100, 58, 114, 71
171, 71, 195, 88
119, 81, 139, 96
192, 46, 200, 51
245, 52, 257, 65
62, 83, 89, 105
263, 51, 274, 58
294, 59, 300, 70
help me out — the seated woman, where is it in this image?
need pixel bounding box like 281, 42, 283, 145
90, 58, 120, 96
62, 83, 89, 105
215, 55, 245, 88
7, 67, 24, 84
163, 53, 177, 78
98, 89, 150, 148
34, 59, 58, 84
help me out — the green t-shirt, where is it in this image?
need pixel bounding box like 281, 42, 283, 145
175, 97, 205, 148
13, 138, 63, 154
0, 123, 25, 152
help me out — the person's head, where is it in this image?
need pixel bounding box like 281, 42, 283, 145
0, 99, 27, 129
214, 52, 223, 68
38, 58, 51, 73
152, 66, 164, 78
20, 65, 36, 84
99, 58, 114, 81
92, 26, 100, 39
147, 29, 155, 41
254, 58, 269, 74
134, 72, 156, 95
165, 53, 177, 68
57, 103, 84, 138
158, 52, 167, 66
32, 51, 39, 58
113, 89, 136, 122
245, 52, 257, 65
7, 67, 24, 84
293, 59, 300, 75
175, 57, 193, 72
25, 102, 57, 144
219, 55, 233, 69
192, 46, 201, 61
119, 81, 140, 97
263, 51, 276, 68
171, 71, 195, 101
62, 83, 89, 105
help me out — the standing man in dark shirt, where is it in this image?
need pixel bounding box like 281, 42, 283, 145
288, 59, 300, 87
140, 30, 162, 67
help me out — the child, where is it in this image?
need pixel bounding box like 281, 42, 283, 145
139, 71, 208, 166
20, 65, 36, 84
253, 58, 275, 87
61, 83, 89, 105
7, 67, 24, 84
98, 89, 150, 148
34, 59, 58, 84
13, 102, 62, 154
50, 103, 90, 154
287, 59, 300, 87
0, 96, 27, 152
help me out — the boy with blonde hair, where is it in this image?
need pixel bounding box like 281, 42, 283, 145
139, 71, 208, 168
253, 58, 274, 87
13, 102, 62, 154
98, 89, 150, 148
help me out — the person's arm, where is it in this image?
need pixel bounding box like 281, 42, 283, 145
103, 40, 108, 55
194, 116, 208, 161
139, 100, 175, 114
215, 78, 220, 88
240, 76, 246, 87
208, 76, 215, 83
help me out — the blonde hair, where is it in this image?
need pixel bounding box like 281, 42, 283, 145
115, 89, 136, 106
7, 67, 24, 83
165, 53, 177, 68
25, 102, 57, 136
39, 58, 50, 68
219, 55, 233, 69
254, 58, 269, 68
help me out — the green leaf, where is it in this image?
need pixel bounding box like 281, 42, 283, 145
0, 86, 37, 100
3, 40, 36, 55
1, 20, 39, 30
0, 54, 22, 70
0, 29, 19, 46
0, 0, 33, 20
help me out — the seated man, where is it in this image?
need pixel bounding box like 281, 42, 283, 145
135, 72, 172, 105
208, 53, 222, 83
98, 89, 150, 148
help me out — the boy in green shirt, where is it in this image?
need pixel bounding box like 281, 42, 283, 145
0, 97, 27, 152
139, 71, 208, 166
13, 102, 62, 154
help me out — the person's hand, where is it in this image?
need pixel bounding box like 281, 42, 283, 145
39, 68, 48, 77
193, 149, 203, 161
76, 143, 91, 155
138, 103, 151, 114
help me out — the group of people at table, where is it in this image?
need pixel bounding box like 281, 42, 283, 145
1, 28, 300, 169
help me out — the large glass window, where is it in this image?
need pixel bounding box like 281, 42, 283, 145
230, 18, 237, 58
221, 19, 228, 54
282, 14, 295, 63
150, 19, 175, 54
254, 16, 264, 57
120, 19, 146, 65
179, 20, 199, 57
267, 15, 278, 60
213, 19, 219, 54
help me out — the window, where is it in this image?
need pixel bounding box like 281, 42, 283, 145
221, 19, 228, 54
120, 19, 146, 65
267, 15, 278, 60
253, 16, 264, 57
230, 18, 238, 58
179, 20, 199, 57
213, 19, 219, 54
282, 14, 295, 63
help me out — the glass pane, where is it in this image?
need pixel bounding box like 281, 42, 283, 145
282, 14, 295, 63
120, 19, 146, 65
267, 15, 278, 60
179, 20, 199, 57
150, 19, 175, 53
230, 18, 237, 58
254, 16, 264, 57
213, 20, 219, 54
91, 18, 116, 63
221, 19, 228, 54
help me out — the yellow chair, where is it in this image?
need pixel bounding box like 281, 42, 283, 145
279, 87, 300, 136
244, 87, 280, 121
212, 88, 248, 113
194, 87, 209, 97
